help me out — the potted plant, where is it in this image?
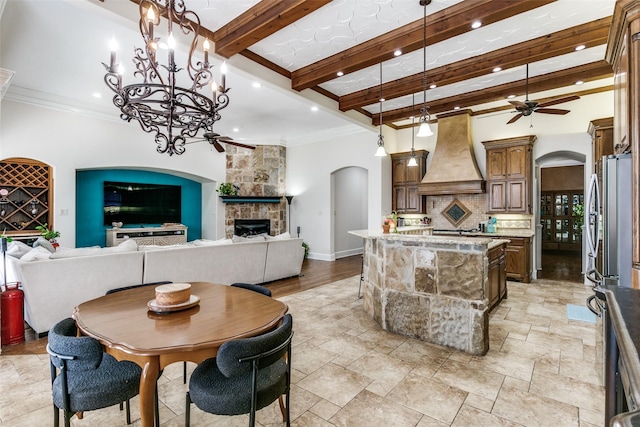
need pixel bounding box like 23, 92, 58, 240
35, 223, 60, 247
302, 241, 309, 258
216, 182, 239, 196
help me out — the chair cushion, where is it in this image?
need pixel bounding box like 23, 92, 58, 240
52, 353, 141, 412
188, 357, 287, 416
48, 318, 103, 371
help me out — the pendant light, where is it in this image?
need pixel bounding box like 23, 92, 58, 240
374, 62, 387, 156
408, 93, 418, 166
417, 0, 433, 137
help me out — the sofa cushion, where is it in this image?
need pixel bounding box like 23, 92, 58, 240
232, 234, 266, 243
193, 238, 233, 246
7, 241, 32, 258
20, 246, 53, 262
265, 232, 291, 241
50, 239, 138, 259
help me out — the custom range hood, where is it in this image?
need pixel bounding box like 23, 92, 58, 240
418, 109, 485, 195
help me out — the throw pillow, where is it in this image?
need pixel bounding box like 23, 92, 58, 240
33, 237, 55, 253
7, 241, 31, 258
21, 246, 53, 262
265, 232, 291, 241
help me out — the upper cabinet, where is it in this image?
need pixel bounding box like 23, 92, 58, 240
0, 158, 54, 236
605, 0, 640, 287
391, 150, 429, 214
588, 118, 615, 183
482, 136, 536, 214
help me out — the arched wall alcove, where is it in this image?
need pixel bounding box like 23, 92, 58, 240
331, 166, 368, 259
76, 167, 213, 247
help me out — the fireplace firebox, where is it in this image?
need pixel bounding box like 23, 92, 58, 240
234, 219, 270, 236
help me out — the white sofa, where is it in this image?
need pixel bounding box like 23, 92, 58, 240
3, 236, 305, 335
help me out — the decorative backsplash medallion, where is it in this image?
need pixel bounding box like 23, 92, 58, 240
442, 198, 472, 227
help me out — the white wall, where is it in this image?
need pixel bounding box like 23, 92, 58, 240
0, 100, 227, 246
287, 128, 385, 260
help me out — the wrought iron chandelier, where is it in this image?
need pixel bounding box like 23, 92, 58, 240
103, 0, 229, 156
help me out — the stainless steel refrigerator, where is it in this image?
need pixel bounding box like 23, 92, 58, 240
601, 153, 632, 287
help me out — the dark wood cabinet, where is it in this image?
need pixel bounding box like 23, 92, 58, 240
391, 150, 429, 214
504, 237, 532, 283
487, 243, 507, 311
483, 136, 535, 214
0, 157, 54, 236
589, 117, 615, 179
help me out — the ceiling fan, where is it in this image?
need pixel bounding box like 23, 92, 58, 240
186, 132, 255, 152
506, 64, 580, 124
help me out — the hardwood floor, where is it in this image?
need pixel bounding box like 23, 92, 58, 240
0, 255, 363, 356
538, 249, 583, 283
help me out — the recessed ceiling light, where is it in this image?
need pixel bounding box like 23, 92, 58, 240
429, 84, 437, 89
575, 80, 584, 85
252, 82, 261, 88
92, 93, 102, 98
310, 106, 318, 112
507, 94, 516, 99
394, 49, 402, 57
575, 45, 586, 51
337, 71, 344, 77
492, 67, 502, 72
233, 128, 239, 132
454, 106, 460, 110
379, 98, 385, 102
471, 21, 482, 29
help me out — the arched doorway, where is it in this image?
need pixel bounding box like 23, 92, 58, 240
536, 151, 586, 283
331, 166, 368, 259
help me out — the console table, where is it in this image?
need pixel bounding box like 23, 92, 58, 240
105, 225, 187, 247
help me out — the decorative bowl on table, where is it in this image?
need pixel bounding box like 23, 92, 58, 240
148, 283, 200, 313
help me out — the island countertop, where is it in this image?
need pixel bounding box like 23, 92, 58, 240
348, 229, 510, 249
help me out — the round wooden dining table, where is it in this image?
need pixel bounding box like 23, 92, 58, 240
73, 281, 288, 427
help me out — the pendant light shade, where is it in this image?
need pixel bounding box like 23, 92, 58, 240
374, 62, 387, 157
407, 155, 418, 167
417, 120, 433, 137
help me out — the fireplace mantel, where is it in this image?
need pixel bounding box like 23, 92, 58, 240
220, 196, 282, 203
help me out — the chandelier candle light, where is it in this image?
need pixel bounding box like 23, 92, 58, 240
103, 0, 229, 156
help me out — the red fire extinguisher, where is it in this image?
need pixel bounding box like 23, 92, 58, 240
1, 282, 25, 345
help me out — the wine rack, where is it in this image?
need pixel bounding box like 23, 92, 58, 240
0, 158, 53, 235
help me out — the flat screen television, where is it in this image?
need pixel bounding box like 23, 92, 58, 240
103, 181, 181, 226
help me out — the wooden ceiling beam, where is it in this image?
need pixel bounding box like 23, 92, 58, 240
290, 0, 556, 91
212, 0, 331, 59
340, 17, 611, 111
375, 61, 613, 125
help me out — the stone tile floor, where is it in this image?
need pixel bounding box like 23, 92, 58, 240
0, 276, 603, 426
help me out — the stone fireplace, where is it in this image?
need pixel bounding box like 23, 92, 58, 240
223, 145, 287, 238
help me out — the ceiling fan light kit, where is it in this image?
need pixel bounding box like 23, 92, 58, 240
103, 0, 230, 156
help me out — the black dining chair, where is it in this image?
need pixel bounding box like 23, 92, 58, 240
47, 318, 142, 427
231, 282, 272, 297
185, 313, 293, 427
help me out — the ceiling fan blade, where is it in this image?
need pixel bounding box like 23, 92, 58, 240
535, 108, 570, 115
217, 136, 235, 142
508, 100, 528, 109
537, 95, 580, 108
225, 141, 256, 150
212, 141, 225, 152
507, 113, 524, 124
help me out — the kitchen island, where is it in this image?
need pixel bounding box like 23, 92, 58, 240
350, 229, 508, 355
